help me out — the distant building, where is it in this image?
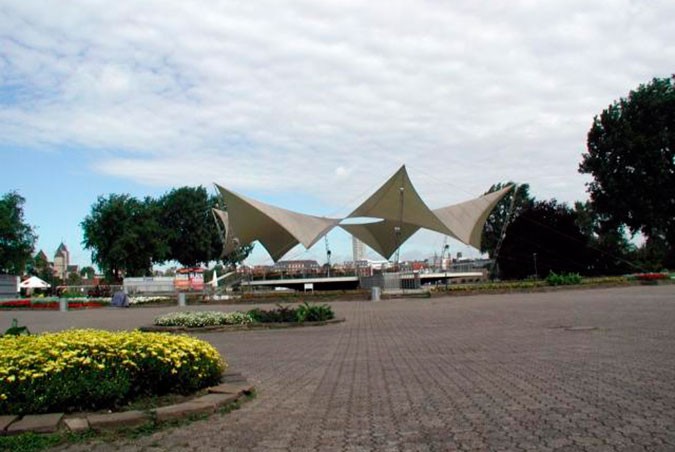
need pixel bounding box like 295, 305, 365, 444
352, 237, 366, 262
274, 260, 320, 275
35, 250, 50, 265
448, 257, 493, 273
0, 275, 19, 299
53, 243, 70, 280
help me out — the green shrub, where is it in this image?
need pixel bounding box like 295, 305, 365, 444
247, 304, 298, 323
0, 330, 225, 415
546, 271, 583, 286
295, 302, 334, 322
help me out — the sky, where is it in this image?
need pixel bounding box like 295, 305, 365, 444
1, 0, 674, 269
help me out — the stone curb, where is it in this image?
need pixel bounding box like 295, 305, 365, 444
0, 374, 254, 437
139, 317, 345, 333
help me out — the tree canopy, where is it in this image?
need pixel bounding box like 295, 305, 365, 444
579, 75, 675, 267
82, 187, 253, 280
497, 200, 591, 280
159, 186, 221, 268
573, 201, 636, 275
81, 194, 167, 281
480, 182, 534, 259
27, 250, 59, 286
0, 191, 37, 275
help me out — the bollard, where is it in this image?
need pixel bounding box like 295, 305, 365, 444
371, 286, 381, 302
178, 292, 186, 307
59, 298, 68, 312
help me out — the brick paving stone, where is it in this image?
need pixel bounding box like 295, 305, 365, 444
62, 417, 89, 433
154, 401, 215, 423
0, 415, 17, 434
87, 410, 151, 431
193, 393, 239, 409
6, 413, 63, 434
32, 285, 675, 451
208, 382, 254, 395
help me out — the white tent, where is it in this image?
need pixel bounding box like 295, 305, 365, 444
432, 185, 514, 249
19, 276, 51, 289
214, 184, 340, 262
213, 166, 514, 261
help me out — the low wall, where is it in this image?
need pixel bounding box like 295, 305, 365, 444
0, 275, 19, 299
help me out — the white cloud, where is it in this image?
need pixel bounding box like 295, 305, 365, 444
2, 0, 674, 212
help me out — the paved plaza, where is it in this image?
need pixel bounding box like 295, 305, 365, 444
10, 285, 675, 451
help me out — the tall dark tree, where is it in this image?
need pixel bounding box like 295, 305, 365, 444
579, 76, 675, 267
0, 191, 37, 275
633, 236, 670, 272
159, 186, 220, 267
81, 194, 167, 281
573, 201, 636, 275
481, 183, 534, 258
497, 200, 591, 279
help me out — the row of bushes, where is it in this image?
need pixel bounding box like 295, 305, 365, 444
545, 271, 583, 286
0, 330, 225, 415
438, 274, 632, 293
154, 302, 335, 328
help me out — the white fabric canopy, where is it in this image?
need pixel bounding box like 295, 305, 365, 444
19, 276, 51, 289
341, 220, 420, 260
432, 185, 514, 249
213, 169, 514, 261
346, 165, 451, 236
215, 184, 340, 262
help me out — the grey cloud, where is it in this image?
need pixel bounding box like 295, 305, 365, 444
1, 0, 674, 209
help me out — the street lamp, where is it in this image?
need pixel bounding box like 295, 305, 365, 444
533, 252, 538, 279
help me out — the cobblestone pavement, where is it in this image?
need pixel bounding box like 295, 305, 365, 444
34, 285, 675, 451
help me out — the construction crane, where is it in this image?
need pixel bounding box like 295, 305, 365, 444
490, 184, 518, 280
439, 236, 450, 271
325, 235, 332, 277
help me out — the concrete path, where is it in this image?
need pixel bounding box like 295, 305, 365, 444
18, 285, 675, 451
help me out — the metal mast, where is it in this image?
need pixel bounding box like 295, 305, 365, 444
489, 185, 518, 280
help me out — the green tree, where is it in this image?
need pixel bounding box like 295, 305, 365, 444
579, 76, 675, 267
27, 251, 59, 287
497, 200, 591, 279
573, 201, 636, 275
66, 272, 83, 286
0, 191, 37, 274
159, 187, 220, 267
81, 194, 167, 281
633, 236, 670, 272
480, 183, 534, 258
569, 200, 639, 277
79, 266, 96, 280
221, 242, 254, 268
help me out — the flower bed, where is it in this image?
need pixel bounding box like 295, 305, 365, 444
155, 311, 254, 328
153, 303, 335, 328
0, 329, 225, 415
0, 299, 108, 310
129, 296, 175, 306
634, 272, 669, 281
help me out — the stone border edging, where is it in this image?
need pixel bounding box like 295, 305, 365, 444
138, 317, 346, 333
0, 373, 254, 437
